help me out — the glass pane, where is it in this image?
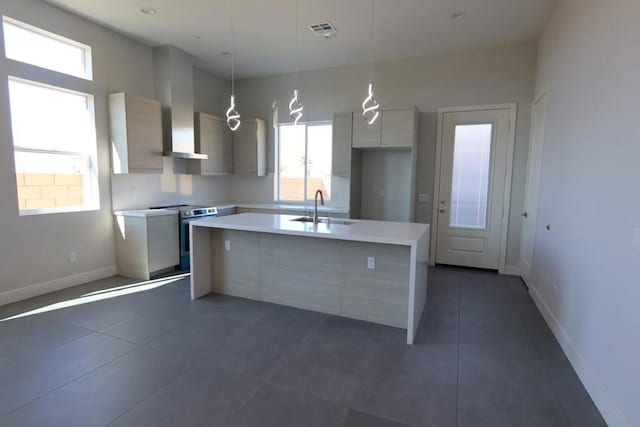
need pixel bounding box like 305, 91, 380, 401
450, 123, 493, 229
306, 124, 332, 201
278, 124, 306, 201
3, 18, 91, 79
15, 152, 85, 211
8, 78, 94, 153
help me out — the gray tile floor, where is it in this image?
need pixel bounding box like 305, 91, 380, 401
0, 267, 605, 427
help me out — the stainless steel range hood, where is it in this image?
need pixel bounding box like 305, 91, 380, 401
153, 46, 208, 160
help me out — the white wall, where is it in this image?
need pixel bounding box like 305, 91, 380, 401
233, 42, 538, 266
0, 0, 154, 299
532, 0, 640, 425
0, 0, 232, 301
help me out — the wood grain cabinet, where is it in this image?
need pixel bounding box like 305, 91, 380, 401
332, 113, 353, 176
109, 93, 163, 174
351, 108, 417, 149
190, 112, 233, 175
114, 213, 179, 281
352, 111, 381, 148
381, 108, 417, 148
233, 118, 267, 176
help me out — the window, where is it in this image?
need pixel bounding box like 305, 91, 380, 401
2, 16, 92, 80
9, 78, 98, 214
277, 122, 333, 202
3, 17, 97, 214
449, 123, 493, 229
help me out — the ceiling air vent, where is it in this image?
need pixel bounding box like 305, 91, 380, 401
308, 22, 337, 39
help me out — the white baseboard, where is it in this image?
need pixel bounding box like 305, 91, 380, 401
528, 282, 628, 427
500, 264, 521, 276
0, 266, 117, 307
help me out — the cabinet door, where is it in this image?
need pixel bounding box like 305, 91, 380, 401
352, 112, 381, 148
147, 215, 179, 273
381, 109, 416, 148
197, 113, 233, 175
125, 95, 163, 172
332, 113, 353, 176
233, 119, 267, 176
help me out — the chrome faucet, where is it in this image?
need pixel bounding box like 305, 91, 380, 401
313, 189, 325, 224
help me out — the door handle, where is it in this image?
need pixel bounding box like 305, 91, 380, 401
439, 209, 446, 213
522, 212, 528, 218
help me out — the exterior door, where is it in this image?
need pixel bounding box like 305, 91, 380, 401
520, 94, 548, 282
436, 109, 511, 269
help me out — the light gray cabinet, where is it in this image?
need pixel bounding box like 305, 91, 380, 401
191, 112, 233, 175
332, 113, 353, 176
109, 93, 163, 174
381, 108, 417, 148
233, 118, 266, 176
351, 108, 417, 149
352, 112, 381, 148
114, 213, 179, 280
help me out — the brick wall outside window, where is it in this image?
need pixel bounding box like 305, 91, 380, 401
16, 173, 84, 210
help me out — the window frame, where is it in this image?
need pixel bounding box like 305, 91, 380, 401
275, 120, 333, 203
2, 15, 93, 80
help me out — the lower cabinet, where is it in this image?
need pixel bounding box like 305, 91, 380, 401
114, 214, 179, 280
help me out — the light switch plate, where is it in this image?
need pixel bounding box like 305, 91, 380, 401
632, 227, 640, 252
367, 257, 376, 270
225, 240, 231, 251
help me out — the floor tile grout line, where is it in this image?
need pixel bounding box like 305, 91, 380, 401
0, 345, 138, 421
103, 358, 215, 426
507, 276, 573, 427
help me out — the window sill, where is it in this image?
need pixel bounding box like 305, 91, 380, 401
19, 205, 100, 216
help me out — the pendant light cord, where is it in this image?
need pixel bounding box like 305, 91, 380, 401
369, 0, 375, 82
295, 0, 300, 88
230, 0, 235, 96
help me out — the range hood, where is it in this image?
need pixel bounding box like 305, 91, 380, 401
153, 46, 208, 160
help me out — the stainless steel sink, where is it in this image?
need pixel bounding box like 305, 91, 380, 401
291, 216, 354, 226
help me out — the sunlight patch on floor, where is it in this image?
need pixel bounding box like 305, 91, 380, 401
0, 273, 190, 322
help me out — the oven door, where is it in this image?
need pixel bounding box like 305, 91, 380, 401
180, 218, 191, 258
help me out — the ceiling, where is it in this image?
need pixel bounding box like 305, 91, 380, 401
43, 0, 557, 79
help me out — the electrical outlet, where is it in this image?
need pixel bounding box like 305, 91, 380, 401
69, 252, 77, 263
632, 227, 640, 252
367, 256, 376, 270
418, 193, 431, 203
225, 240, 231, 251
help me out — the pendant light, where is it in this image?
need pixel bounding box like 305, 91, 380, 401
288, 0, 304, 125
226, 0, 240, 131
362, 0, 380, 125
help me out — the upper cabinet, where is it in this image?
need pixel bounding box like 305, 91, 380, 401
332, 113, 353, 176
109, 93, 163, 174
191, 112, 233, 175
233, 118, 267, 176
352, 112, 381, 148
351, 108, 417, 149
381, 109, 417, 148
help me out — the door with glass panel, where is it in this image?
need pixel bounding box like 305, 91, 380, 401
436, 109, 510, 269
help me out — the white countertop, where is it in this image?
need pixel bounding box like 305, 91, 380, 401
230, 203, 349, 214
190, 213, 429, 246
114, 209, 179, 218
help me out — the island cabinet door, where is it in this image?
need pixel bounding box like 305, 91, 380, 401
258, 234, 343, 315
211, 230, 260, 299
340, 242, 411, 329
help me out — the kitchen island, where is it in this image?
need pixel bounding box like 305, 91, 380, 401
189, 213, 429, 344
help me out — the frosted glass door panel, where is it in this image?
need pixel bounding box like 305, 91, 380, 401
449, 124, 493, 229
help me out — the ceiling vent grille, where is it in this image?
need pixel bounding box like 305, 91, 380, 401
308, 22, 337, 39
